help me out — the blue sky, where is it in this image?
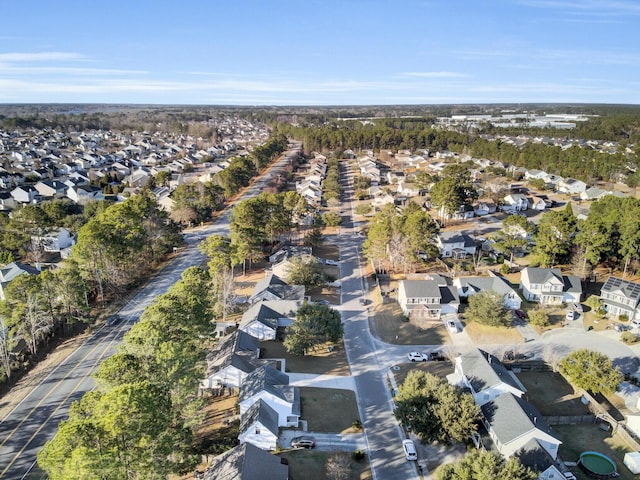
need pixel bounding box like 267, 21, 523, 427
1, 0, 638, 105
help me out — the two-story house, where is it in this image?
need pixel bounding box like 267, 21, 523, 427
600, 276, 640, 322
519, 267, 582, 305
436, 231, 477, 259
396, 275, 460, 319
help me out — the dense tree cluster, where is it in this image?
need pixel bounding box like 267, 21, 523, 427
70, 193, 182, 300
394, 371, 480, 444
323, 157, 341, 205
38, 267, 214, 479
363, 203, 439, 273
229, 191, 308, 271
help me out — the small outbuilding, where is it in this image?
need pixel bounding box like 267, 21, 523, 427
623, 452, 640, 474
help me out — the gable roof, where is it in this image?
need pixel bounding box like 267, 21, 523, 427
240, 364, 290, 402
205, 331, 266, 377
602, 276, 640, 304
522, 267, 563, 286
204, 443, 288, 480
481, 392, 555, 446
240, 399, 279, 437
438, 231, 476, 247
455, 273, 516, 298
459, 349, 525, 395
515, 438, 558, 474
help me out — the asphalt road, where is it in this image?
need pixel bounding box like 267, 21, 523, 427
0, 144, 301, 480
336, 161, 419, 480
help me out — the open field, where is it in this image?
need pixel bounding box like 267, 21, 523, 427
278, 450, 372, 480
516, 371, 590, 416
554, 424, 636, 480
261, 338, 351, 376
300, 387, 361, 433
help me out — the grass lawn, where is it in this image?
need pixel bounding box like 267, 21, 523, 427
553, 424, 636, 480
371, 301, 451, 346
463, 321, 523, 344
261, 339, 351, 376
278, 450, 372, 480
516, 371, 590, 416
300, 387, 361, 433
393, 361, 455, 386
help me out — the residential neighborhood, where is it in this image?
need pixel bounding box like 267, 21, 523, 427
2, 110, 640, 480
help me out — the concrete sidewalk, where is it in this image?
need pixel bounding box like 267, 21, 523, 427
287, 373, 356, 391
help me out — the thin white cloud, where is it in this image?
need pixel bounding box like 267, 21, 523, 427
0, 65, 147, 75
517, 0, 640, 16
401, 71, 469, 78
0, 52, 86, 62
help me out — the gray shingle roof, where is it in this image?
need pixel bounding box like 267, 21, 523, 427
481, 392, 553, 446
204, 443, 288, 480
460, 349, 525, 395
240, 399, 279, 437
240, 365, 290, 402
523, 267, 563, 286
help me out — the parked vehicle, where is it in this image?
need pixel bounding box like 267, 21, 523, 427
291, 436, 316, 449
402, 439, 418, 461
566, 311, 575, 321
514, 309, 527, 319
106, 315, 121, 326
408, 352, 428, 362
429, 351, 446, 361
446, 320, 458, 333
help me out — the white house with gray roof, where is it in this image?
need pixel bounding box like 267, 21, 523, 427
239, 300, 300, 341
451, 349, 526, 407
238, 399, 280, 451
204, 442, 288, 480
520, 267, 582, 305
600, 276, 640, 321
481, 392, 561, 461
453, 272, 522, 310
200, 330, 274, 389
249, 273, 305, 304
239, 365, 300, 428
397, 275, 460, 319
436, 231, 477, 259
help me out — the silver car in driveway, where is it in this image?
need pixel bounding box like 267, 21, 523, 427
291, 435, 316, 449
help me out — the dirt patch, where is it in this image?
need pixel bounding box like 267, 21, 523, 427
370, 301, 451, 346
261, 339, 351, 376
307, 286, 341, 305
300, 387, 361, 433
462, 321, 523, 344
516, 371, 590, 416
313, 243, 340, 261
278, 450, 372, 480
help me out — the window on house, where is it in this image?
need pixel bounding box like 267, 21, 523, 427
255, 426, 261, 435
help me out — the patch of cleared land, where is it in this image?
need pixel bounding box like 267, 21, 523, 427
300, 387, 361, 433
370, 301, 452, 346
462, 321, 523, 344
261, 338, 351, 376
278, 450, 372, 480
